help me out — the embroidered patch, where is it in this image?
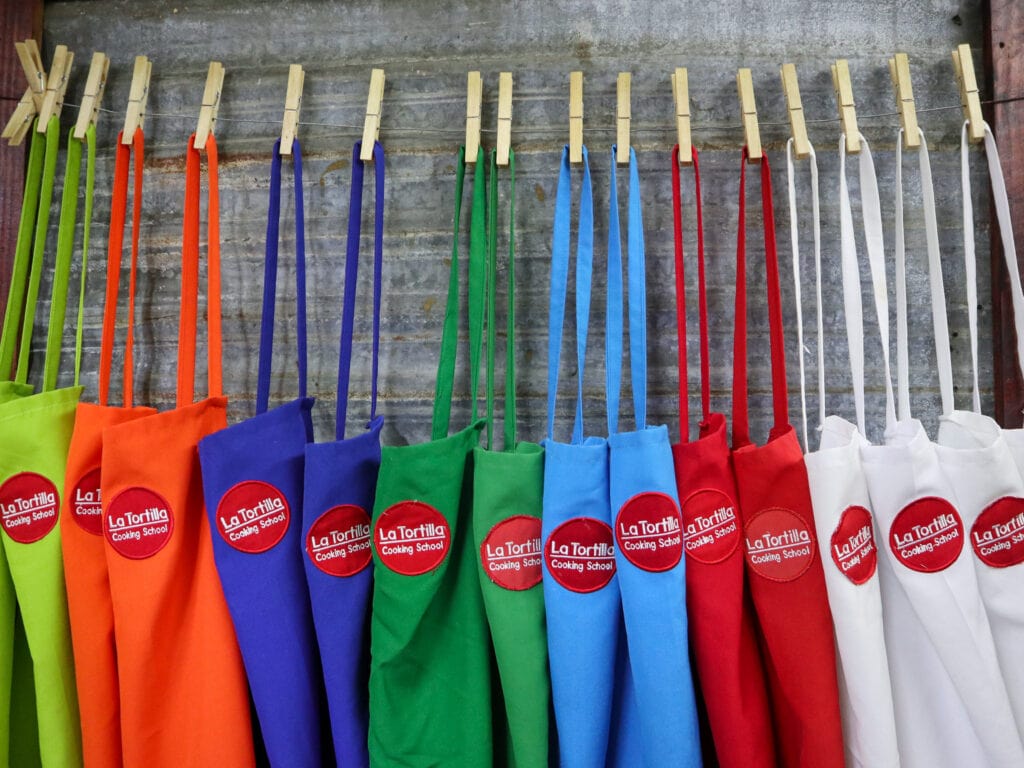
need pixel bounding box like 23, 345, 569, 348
0, 472, 60, 544
970, 496, 1024, 569
306, 504, 373, 577
744, 507, 817, 582
480, 515, 543, 591
69, 468, 103, 535
615, 491, 683, 572
681, 487, 741, 564
889, 496, 964, 573
105, 486, 174, 559
374, 500, 451, 576
544, 517, 617, 593
215, 480, 290, 554
830, 505, 878, 585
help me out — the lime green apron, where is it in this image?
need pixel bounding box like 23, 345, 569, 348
472, 149, 549, 768
0, 116, 92, 767
369, 147, 493, 766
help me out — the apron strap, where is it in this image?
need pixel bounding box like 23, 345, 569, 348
0, 120, 46, 380
99, 130, 143, 408
255, 138, 308, 415
786, 139, 824, 451
336, 140, 384, 440
484, 149, 517, 451
15, 115, 61, 385
432, 146, 486, 440
606, 152, 623, 436
731, 149, 788, 449
42, 125, 96, 392
176, 133, 223, 407
894, 128, 953, 420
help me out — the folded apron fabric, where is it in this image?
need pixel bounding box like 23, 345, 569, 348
198, 137, 324, 768
471, 148, 549, 768
729, 148, 844, 768
853, 133, 1024, 768
606, 147, 701, 768
0, 116, 87, 768
797, 137, 900, 768
946, 120, 1024, 734
302, 138, 384, 768
101, 134, 255, 767
369, 146, 491, 767
670, 144, 776, 768
62, 127, 156, 768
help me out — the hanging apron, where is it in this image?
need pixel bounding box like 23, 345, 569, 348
368, 146, 491, 767
671, 144, 776, 768
796, 138, 900, 768
101, 134, 255, 767
0, 115, 86, 768
945, 120, 1024, 734
853, 132, 1024, 768
729, 148, 844, 768
302, 139, 384, 768
471, 148, 549, 768
62, 127, 155, 768
198, 137, 324, 767
607, 146, 701, 767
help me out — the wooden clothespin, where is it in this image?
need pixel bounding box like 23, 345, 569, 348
360, 68, 385, 162
74, 51, 110, 139
37, 45, 74, 131
671, 68, 692, 166
280, 64, 304, 155
2, 40, 47, 145
569, 71, 583, 164
952, 44, 984, 143
831, 59, 860, 154
122, 55, 152, 145
616, 72, 631, 164
888, 53, 920, 149
496, 72, 513, 167
194, 61, 224, 149
780, 63, 811, 159
736, 68, 761, 161
465, 71, 482, 162
1, 89, 37, 145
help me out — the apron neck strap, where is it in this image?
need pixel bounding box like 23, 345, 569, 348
731, 149, 788, 448
336, 139, 384, 440
255, 138, 308, 415
432, 146, 486, 440
176, 133, 223, 408
786, 139, 824, 451
0, 119, 46, 380
42, 125, 96, 392
606, 152, 624, 435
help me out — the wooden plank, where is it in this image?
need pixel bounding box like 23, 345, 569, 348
988, 0, 1024, 426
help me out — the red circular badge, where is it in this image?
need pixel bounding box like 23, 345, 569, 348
889, 496, 964, 573
104, 487, 174, 559
69, 468, 103, 536
544, 517, 617, 593
306, 504, 373, 577
374, 500, 451, 576
681, 488, 741, 564
830, 505, 878, 585
480, 515, 543, 590
215, 480, 290, 554
743, 507, 817, 582
970, 496, 1024, 569
0, 472, 60, 544
615, 492, 683, 572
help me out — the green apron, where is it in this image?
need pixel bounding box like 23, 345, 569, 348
0, 117, 92, 767
472, 149, 549, 768
370, 147, 492, 766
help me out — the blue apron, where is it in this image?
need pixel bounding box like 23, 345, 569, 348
606, 147, 702, 767
197, 137, 323, 768
301, 139, 384, 768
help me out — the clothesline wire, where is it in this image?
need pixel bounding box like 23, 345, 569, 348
6, 93, 1024, 136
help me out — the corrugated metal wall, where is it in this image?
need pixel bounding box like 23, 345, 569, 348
33, 0, 989, 448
